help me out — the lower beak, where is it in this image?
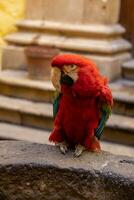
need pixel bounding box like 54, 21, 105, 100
60, 73, 74, 86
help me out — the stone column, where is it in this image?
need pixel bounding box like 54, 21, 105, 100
3, 0, 132, 80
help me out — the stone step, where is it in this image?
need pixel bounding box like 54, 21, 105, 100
103, 114, 134, 146
0, 122, 50, 145
110, 79, 134, 117
5, 32, 131, 54
122, 59, 134, 80
0, 94, 133, 145
0, 70, 55, 102
0, 95, 53, 130
16, 20, 125, 38
0, 122, 133, 157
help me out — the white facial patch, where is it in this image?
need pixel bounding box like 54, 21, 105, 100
63, 65, 78, 82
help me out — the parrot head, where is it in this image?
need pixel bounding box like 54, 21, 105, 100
51, 54, 100, 93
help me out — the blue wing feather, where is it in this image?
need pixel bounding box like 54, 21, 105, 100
95, 104, 111, 140
53, 92, 62, 119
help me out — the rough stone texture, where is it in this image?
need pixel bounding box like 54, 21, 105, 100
6, 32, 131, 54
17, 20, 125, 38
25, 0, 44, 20
122, 59, 134, 80
83, 0, 121, 24
2, 45, 27, 70
0, 70, 54, 102
0, 141, 133, 200
103, 114, 134, 145
110, 80, 134, 116
0, 95, 53, 130
26, 0, 121, 24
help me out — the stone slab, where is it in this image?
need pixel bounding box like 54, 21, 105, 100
25, 0, 44, 20
0, 122, 133, 157
0, 92, 133, 144
0, 69, 55, 102
83, 0, 121, 25
0, 122, 50, 144
5, 32, 132, 54
2, 45, 27, 70
17, 20, 125, 38
103, 114, 134, 145
110, 79, 134, 116
122, 59, 134, 69
122, 59, 134, 80
4, 31, 131, 80
42, 0, 83, 24
110, 80, 134, 104
5, 32, 39, 45
26, 0, 121, 25
0, 95, 53, 129
0, 141, 133, 200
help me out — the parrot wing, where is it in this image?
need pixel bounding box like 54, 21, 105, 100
95, 104, 112, 140
53, 91, 62, 119
95, 85, 113, 140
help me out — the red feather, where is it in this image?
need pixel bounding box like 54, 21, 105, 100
49, 54, 113, 150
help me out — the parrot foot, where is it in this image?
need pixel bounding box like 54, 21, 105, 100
74, 145, 86, 157
58, 142, 68, 154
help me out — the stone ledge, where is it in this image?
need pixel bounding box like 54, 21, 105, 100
0, 141, 133, 200
17, 20, 126, 37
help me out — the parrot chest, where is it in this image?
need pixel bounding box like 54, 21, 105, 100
60, 95, 99, 144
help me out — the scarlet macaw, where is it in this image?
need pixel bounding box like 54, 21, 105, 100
49, 54, 113, 156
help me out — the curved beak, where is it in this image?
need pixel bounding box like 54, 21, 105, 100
51, 67, 61, 92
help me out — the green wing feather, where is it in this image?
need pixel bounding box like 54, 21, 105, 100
53, 92, 112, 140
53, 91, 62, 119
95, 104, 112, 140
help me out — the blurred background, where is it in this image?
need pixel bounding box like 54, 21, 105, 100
0, 0, 133, 157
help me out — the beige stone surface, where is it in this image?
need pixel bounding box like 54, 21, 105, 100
2, 45, 27, 70
5, 32, 39, 45
26, 0, 121, 25
122, 59, 134, 80
0, 94, 53, 129
0, 69, 54, 90
25, 0, 44, 20
42, 0, 83, 24
83, 0, 121, 24
5, 31, 131, 55
17, 20, 125, 38
3, 0, 130, 80
88, 53, 131, 80
110, 80, 134, 103
0, 109, 21, 124
22, 114, 53, 130
107, 114, 134, 132
0, 95, 52, 117
0, 69, 55, 102
122, 59, 134, 69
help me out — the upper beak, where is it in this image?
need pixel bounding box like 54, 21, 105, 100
51, 67, 61, 91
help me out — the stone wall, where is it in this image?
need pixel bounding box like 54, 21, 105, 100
25, 0, 120, 24
0, 141, 133, 200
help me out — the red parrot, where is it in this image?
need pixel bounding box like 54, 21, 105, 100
49, 54, 113, 156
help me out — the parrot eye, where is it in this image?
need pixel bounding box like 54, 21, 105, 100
70, 65, 74, 68
69, 65, 77, 71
